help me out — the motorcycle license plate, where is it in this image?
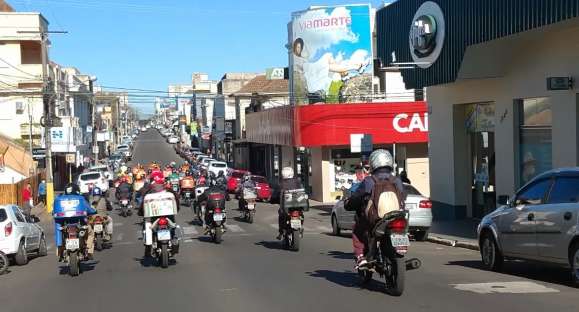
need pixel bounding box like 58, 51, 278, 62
248, 203, 255, 210
391, 234, 410, 248
290, 219, 302, 229
94, 224, 103, 233
173, 186, 179, 192
157, 229, 171, 241
66, 239, 80, 250
121, 200, 129, 205
213, 213, 224, 222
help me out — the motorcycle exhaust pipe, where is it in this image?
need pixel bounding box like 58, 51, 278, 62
405, 258, 421, 271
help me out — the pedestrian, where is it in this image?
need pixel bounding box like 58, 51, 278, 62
107, 144, 111, 157
22, 183, 33, 216
38, 180, 47, 205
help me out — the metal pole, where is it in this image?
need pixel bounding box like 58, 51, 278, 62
90, 81, 97, 166
41, 32, 55, 213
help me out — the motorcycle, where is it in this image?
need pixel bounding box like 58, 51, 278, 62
180, 176, 195, 206
241, 187, 257, 224
192, 185, 208, 222
204, 191, 226, 244
61, 222, 89, 276
357, 211, 421, 296
281, 189, 309, 251
119, 196, 132, 217
169, 176, 180, 194
91, 215, 106, 251
142, 191, 181, 268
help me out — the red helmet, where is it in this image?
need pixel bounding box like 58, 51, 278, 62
153, 175, 164, 185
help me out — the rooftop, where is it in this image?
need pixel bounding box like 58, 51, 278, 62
232, 75, 288, 96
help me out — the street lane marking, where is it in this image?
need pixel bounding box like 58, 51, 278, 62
114, 222, 124, 226
452, 282, 559, 294
226, 224, 245, 233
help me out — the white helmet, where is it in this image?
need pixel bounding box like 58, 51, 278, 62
281, 166, 294, 179
120, 165, 128, 174
369, 149, 393, 171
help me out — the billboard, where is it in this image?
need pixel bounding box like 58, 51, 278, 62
290, 4, 373, 105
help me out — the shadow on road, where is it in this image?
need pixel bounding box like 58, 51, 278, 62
255, 240, 284, 250
134, 256, 177, 268
58, 260, 99, 275
323, 232, 352, 239
325, 250, 354, 260
307, 269, 386, 292
446, 260, 574, 287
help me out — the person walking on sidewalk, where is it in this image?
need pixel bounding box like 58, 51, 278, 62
38, 180, 47, 205
22, 183, 33, 216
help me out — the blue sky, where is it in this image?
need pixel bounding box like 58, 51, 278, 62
11, 0, 386, 114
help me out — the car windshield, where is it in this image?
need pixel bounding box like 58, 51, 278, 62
251, 176, 268, 184
90, 167, 108, 172
404, 184, 422, 196
211, 163, 226, 168
117, 145, 128, 150
0, 208, 6, 222
80, 173, 101, 181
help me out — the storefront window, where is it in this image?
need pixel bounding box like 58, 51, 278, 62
331, 148, 360, 192
518, 97, 552, 186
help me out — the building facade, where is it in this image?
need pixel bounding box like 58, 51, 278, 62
377, 0, 579, 220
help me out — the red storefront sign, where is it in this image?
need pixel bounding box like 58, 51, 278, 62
245, 102, 428, 147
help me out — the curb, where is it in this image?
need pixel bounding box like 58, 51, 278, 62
427, 235, 480, 251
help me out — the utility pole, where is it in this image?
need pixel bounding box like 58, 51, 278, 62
18, 29, 68, 213
89, 78, 97, 165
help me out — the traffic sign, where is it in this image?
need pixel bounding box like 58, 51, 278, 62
66, 154, 76, 164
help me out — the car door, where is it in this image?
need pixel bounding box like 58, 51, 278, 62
11, 206, 32, 250
337, 200, 355, 230
497, 178, 552, 259
535, 175, 579, 263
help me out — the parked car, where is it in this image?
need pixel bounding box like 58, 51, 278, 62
117, 144, 132, 160
89, 164, 114, 187
330, 183, 432, 241
227, 170, 249, 193
168, 136, 179, 144
251, 175, 272, 202
140, 126, 147, 132
478, 168, 579, 287
200, 157, 215, 169
207, 160, 228, 177
77, 171, 109, 195
0, 205, 46, 266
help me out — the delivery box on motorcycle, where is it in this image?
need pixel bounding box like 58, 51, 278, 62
53, 195, 91, 219
143, 191, 178, 218
282, 189, 309, 211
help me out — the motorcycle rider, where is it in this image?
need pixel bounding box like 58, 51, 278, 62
344, 149, 405, 268
196, 177, 225, 230
238, 174, 256, 211
215, 170, 227, 191
277, 167, 303, 240
54, 183, 98, 261
115, 176, 133, 202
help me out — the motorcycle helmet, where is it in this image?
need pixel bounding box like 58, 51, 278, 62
153, 175, 164, 185
64, 183, 80, 195
120, 165, 128, 174
369, 149, 394, 171
281, 167, 294, 179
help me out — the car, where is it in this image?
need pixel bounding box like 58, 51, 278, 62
77, 171, 109, 195
227, 170, 249, 193
89, 164, 114, 186
141, 126, 147, 132
251, 175, 272, 202
200, 157, 215, 169
207, 160, 228, 177
330, 183, 432, 240
478, 168, 579, 286
168, 136, 179, 144
0, 205, 47, 266
117, 144, 132, 160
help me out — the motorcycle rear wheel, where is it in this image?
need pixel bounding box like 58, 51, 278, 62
214, 227, 223, 244
290, 229, 300, 252
69, 252, 80, 277
358, 269, 373, 284
385, 256, 405, 296
160, 244, 169, 269
95, 235, 103, 251
0, 252, 8, 275
248, 212, 254, 224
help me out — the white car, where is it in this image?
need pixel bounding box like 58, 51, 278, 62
141, 126, 147, 132
200, 157, 215, 169
117, 144, 132, 160
78, 171, 109, 195
168, 136, 179, 144
208, 161, 228, 177
89, 164, 113, 187
0, 205, 46, 265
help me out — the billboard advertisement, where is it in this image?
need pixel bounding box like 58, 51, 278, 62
290, 4, 373, 105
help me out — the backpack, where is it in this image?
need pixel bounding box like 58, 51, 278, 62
365, 176, 402, 224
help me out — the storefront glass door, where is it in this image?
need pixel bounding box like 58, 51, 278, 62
466, 103, 496, 219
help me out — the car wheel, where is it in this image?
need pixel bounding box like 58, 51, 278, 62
331, 215, 341, 236
14, 240, 28, 266
413, 229, 429, 242
38, 236, 48, 257
480, 233, 503, 272
570, 242, 579, 288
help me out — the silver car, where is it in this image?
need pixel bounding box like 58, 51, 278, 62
477, 168, 579, 287
330, 183, 432, 241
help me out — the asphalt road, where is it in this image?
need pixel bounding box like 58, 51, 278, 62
1, 130, 578, 312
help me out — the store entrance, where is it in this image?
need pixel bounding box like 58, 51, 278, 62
466, 103, 496, 219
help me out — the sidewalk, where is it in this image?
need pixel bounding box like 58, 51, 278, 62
427, 219, 480, 251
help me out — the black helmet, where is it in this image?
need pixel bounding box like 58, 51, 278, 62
64, 183, 80, 195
